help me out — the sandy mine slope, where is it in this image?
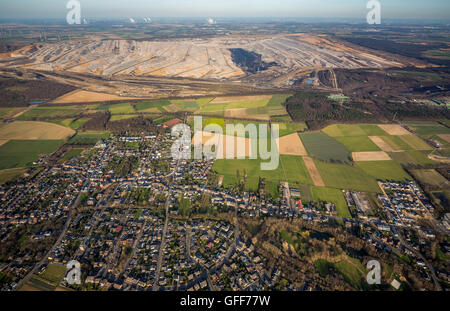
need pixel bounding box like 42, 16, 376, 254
15, 33, 402, 81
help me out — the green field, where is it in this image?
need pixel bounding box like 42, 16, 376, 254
134, 100, 171, 112
153, 116, 175, 125
314, 159, 381, 193
212, 155, 314, 197
171, 100, 200, 111
270, 115, 293, 122
314, 258, 366, 289
429, 134, 450, 148
0, 140, 64, 169
379, 135, 412, 151
323, 124, 388, 137
39, 264, 67, 285
0, 107, 20, 118
410, 169, 450, 189
196, 94, 290, 118
389, 150, 436, 167
20, 264, 67, 291
392, 70, 444, 82
110, 114, 139, 122
334, 136, 381, 152
201, 118, 271, 138
398, 135, 432, 150
311, 186, 351, 217
355, 161, 411, 181
300, 132, 351, 163
17, 106, 82, 120
405, 121, 450, 136
199, 98, 270, 113
0, 168, 27, 184
69, 131, 110, 145
267, 94, 292, 107
424, 49, 450, 60
277, 122, 308, 137
61, 148, 85, 162
52, 118, 89, 129
97, 103, 135, 114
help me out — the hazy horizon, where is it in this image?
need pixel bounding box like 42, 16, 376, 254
0, 0, 449, 21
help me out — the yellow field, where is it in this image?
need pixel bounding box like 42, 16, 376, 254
0, 121, 75, 140
352, 151, 392, 161
52, 90, 137, 104
369, 136, 395, 152
276, 133, 307, 156
378, 124, 410, 136
192, 130, 254, 159
303, 156, 325, 187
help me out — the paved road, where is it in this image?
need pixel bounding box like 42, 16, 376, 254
15, 181, 87, 290
394, 227, 442, 291
152, 156, 182, 290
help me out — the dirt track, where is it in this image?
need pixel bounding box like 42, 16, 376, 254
303, 156, 325, 187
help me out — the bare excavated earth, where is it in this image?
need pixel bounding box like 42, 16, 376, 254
7, 33, 403, 86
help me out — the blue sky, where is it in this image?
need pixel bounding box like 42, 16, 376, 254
1, 0, 449, 20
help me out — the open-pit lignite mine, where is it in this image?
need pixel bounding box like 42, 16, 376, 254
12, 33, 402, 85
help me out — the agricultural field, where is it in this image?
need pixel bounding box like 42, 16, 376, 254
212, 155, 314, 197
277, 122, 308, 137
300, 132, 351, 163
0, 121, 75, 140
97, 103, 136, 114
110, 114, 139, 122
202, 117, 271, 138
153, 116, 175, 125
19, 264, 67, 291
0, 168, 27, 184
334, 136, 381, 152
51, 89, 136, 104
398, 135, 432, 150
314, 258, 367, 290
51, 118, 90, 129
0, 140, 65, 169
355, 161, 412, 181
378, 135, 413, 151
198, 94, 290, 120
313, 159, 381, 193
39, 264, 67, 285
405, 121, 450, 136
378, 124, 410, 136
0, 107, 23, 119
388, 150, 436, 167
322, 124, 388, 137
17, 106, 82, 120
352, 151, 391, 161
134, 100, 171, 113
60, 148, 85, 163
410, 169, 450, 189
171, 100, 200, 112
276, 133, 307, 156
69, 131, 110, 145
310, 186, 351, 218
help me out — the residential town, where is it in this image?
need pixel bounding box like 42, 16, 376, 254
0, 132, 448, 291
